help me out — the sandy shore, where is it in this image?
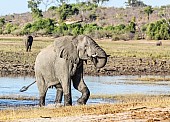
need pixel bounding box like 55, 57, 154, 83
13, 106, 170, 122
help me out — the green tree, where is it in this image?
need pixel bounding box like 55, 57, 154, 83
144, 6, 154, 21
0, 18, 5, 34
4, 23, 18, 34
145, 20, 170, 40
57, 3, 79, 22
28, 0, 43, 19
125, 0, 146, 7
0, 18, 5, 27
89, 0, 109, 6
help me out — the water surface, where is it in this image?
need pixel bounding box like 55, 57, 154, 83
0, 75, 170, 109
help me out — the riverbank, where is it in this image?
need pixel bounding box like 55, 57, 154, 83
1, 56, 170, 77
0, 36, 170, 76
1, 94, 170, 122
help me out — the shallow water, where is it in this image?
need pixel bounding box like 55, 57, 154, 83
0, 75, 170, 109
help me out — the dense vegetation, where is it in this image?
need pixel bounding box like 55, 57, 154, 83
0, 1, 170, 40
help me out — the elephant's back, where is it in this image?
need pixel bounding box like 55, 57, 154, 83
35, 44, 55, 68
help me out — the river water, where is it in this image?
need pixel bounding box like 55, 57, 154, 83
0, 75, 170, 109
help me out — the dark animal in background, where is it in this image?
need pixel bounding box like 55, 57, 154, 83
24, 35, 33, 52
156, 40, 162, 46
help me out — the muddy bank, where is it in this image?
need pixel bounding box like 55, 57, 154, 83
0, 57, 170, 76
85, 57, 170, 76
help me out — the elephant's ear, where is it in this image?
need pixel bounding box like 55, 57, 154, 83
54, 38, 79, 64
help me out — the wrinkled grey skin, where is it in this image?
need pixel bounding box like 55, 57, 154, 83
24, 35, 33, 52
35, 35, 108, 106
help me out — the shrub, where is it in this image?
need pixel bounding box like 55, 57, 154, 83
3, 23, 18, 34
22, 18, 55, 35
145, 19, 170, 40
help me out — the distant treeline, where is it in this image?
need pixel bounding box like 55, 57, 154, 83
0, 2, 170, 40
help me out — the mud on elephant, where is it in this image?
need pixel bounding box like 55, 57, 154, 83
34, 35, 109, 106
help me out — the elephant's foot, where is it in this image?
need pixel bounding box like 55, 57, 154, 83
39, 96, 45, 107
64, 94, 72, 106
55, 90, 63, 104
55, 103, 63, 108
77, 87, 90, 105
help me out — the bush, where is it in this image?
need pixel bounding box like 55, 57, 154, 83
22, 18, 55, 35
3, 23, 18, 34
145, 19, 170, 40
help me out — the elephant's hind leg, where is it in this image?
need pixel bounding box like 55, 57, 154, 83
54, 84, 63, 104
36, 76, 48, 107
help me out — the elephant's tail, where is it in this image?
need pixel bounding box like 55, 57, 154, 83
19, 81, 36, 92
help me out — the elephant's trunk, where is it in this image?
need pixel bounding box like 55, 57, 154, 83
92, 46, 108, 68
94, 56, 107, 68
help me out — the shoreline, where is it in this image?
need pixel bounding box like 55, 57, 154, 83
1, 57, 170, 77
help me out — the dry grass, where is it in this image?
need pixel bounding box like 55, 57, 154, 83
1, 94, 170, 121
0, 36, 53, 65
98, 40, 170, 59
91, 94, 170, 107
0, 103, 128, 120
1, 37, 170, 62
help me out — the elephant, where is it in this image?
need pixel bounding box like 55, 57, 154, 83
24, 35, 33, 52
34, 35, 108, 106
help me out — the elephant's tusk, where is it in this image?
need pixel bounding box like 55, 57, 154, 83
91, 54, 97, 57
92, 54, 110, 58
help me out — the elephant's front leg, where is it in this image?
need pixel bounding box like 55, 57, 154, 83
29, 46, 31, 52
72, 62, 90, 105
72, 75, 90, 105
61, 78, 72, 106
